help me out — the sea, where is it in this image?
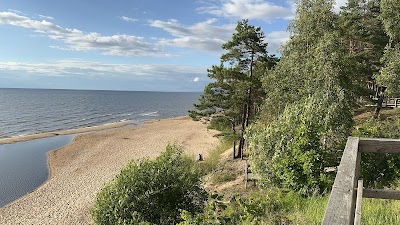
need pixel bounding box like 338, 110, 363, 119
0, 88, 201, 207
0, 88, 201, 138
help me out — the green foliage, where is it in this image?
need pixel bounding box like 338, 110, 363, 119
198, 141, 232, 174
249, 96, 352, 195
190, 20, 278, 157
254, 0, 356, 195
178, 189, 329, 225
380, 0, 400, 42
377, 0, 400, 96
178, 191, 289, 225
339, 0, 388, 96
262, 0, 357, 122
92, 145, 207, 225
354, 117, 400, 188
377, 44, 400, 96
207, 116, 232, 131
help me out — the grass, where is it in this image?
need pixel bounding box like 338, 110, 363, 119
283, 194, 328, 225
361, 198, 400, 225
211, 171, 237, 184
199, 140, 232, 174
354, 108, 400, 125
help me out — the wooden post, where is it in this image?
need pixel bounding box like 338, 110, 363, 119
322, 137, 360, 225
354, 180, 363, 225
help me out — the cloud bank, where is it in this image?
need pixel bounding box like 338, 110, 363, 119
0, 60, 206, 78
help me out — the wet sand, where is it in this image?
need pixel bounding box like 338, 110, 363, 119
0, 116, 219, 224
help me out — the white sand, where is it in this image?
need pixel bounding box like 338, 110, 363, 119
0, 116, 219, 224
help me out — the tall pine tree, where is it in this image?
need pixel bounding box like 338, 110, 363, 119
190, 20, 277, 159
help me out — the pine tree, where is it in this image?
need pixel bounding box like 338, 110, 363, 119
190, 20, 277, 159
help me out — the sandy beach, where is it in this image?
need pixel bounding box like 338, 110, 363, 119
0, 116, 219, 224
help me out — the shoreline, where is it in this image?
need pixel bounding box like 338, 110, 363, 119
0, 120, 136, 145
0, 116, 185, 208
0, 116, 219, 224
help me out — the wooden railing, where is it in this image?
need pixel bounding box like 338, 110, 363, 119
383, 98, 400, 108
322, 137, 400, 225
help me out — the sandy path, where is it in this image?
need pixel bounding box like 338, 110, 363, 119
0, 116, 219, 224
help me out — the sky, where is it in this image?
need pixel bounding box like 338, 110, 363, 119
0, 0, 348, 92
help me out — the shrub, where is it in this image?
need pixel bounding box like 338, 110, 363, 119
354, 118, 400, 188
92, 145, 207, 225
179, 189, 329, 225
179, 191, 289, 225
247, 96, 353, 195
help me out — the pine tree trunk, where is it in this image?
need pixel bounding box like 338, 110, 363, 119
237, 104, 247, 159
237, 49, 255, 159
232, 121, 236, 159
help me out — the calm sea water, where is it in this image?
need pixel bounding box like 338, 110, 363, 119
0, 88, 200, 138
0, 88, 200, 207
0, 135, 75, 207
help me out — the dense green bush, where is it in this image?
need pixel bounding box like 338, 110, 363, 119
92, 145, 207, 225
354, 117, 400, 188
248, 96, 352, 195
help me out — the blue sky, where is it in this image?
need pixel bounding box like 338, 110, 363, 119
0, 0, 347, 92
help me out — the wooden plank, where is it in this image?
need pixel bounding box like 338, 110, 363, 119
359, 138, 400, 153
322, 137, 360, 225
354, 180, 363, 225
363, 189, 400, 200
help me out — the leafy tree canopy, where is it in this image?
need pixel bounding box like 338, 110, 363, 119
377, 0, 400, 96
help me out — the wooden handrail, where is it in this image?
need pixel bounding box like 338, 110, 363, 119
359, 137, 400, 153
322, 137, 400, 225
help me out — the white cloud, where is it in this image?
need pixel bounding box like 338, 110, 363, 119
198, 0, 294, 20
151, 18, 286, 53
265, 31, 290, 53
120, 16, 139, 22
0, 11, 167, 57
150, 19, 235, 52
38, 14, 55, 20
8, 9, 23, 15
0, 60, 206, 78
194, 77, 200, 82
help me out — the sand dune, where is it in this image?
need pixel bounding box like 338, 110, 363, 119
0, 116, 219, 224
